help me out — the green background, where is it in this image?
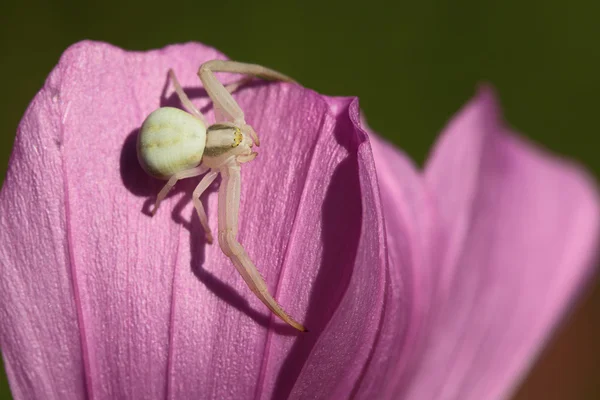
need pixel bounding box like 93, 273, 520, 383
1, 1, 598, 398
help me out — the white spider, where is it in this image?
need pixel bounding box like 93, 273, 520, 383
137, 60, 307, 332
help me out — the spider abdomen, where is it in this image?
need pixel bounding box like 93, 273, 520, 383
137, 107, 207, 179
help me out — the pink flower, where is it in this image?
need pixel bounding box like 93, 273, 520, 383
0, 41, 597, 400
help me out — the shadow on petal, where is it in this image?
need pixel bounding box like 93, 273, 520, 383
119, 128, 162, 198
273, 103, 363, 399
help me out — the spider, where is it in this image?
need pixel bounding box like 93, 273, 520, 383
137, 60, 307, 332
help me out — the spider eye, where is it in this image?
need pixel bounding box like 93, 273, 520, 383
232, 130, 243, 147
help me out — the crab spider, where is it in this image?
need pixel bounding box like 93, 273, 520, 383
137, 60, 307, 332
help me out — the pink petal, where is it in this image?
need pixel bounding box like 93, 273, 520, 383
270, 98, 387, 400
0, 41, 388, 399
403, 86, 600, 399
0, 61, 87, 400
351, 132, 442, 399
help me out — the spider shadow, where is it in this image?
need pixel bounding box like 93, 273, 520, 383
119, 72, 296, 335
270, 104, 364, 399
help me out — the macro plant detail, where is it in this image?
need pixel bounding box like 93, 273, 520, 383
0, 41, 597, 400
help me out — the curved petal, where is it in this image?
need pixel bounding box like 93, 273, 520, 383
272, 98, 387, 400
351, 132, 443, 399
403, 86, 600, 399
0, 41, 388, 400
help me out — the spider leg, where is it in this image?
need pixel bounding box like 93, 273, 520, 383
217, 162, 306, 332
152, 165, 208, 215
223, 75, 254, 94
192, 170, 218, 244
170, 68, 249, 124
168, 69, 208, 125
236, 153, 258, 163
200, 60, 296, 88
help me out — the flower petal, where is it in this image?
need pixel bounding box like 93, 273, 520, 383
0, 41, 388, 400
269, 98, 387, 400
351, 132, 442, 399
403, 86, 600, 399
0, 63, 88, 400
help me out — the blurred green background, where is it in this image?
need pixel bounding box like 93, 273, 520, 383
1, 0, 599, 399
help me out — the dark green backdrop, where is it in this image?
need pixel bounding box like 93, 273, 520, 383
1, 1, 599, 399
